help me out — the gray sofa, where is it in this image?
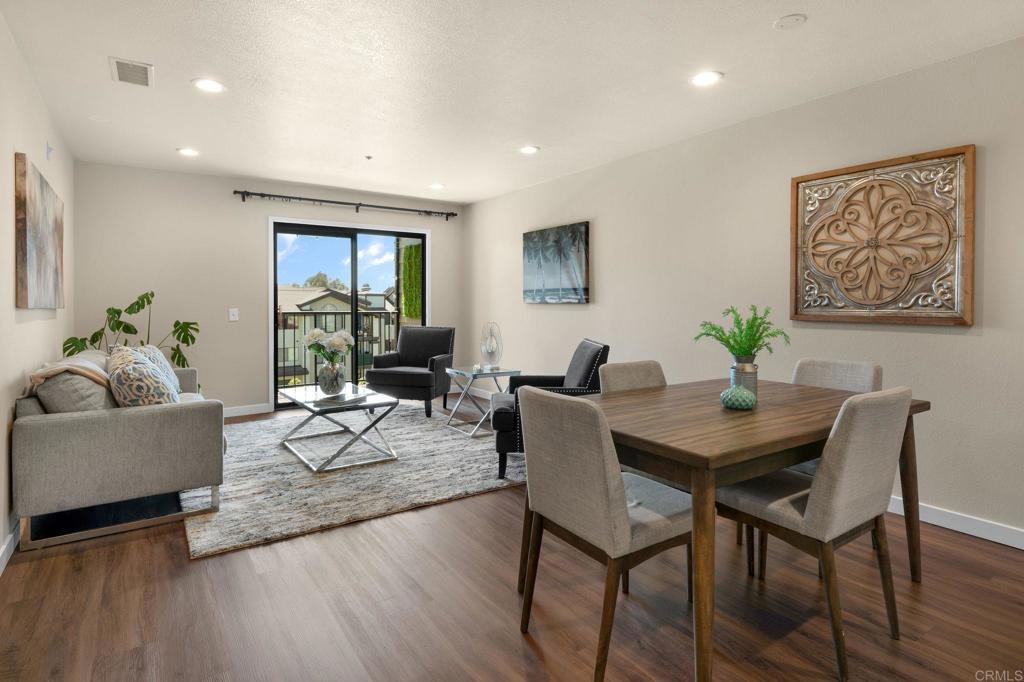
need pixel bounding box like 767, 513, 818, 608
13, 367, 224, 550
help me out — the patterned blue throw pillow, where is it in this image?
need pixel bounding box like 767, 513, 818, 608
133, 344, 181, 392
108, 346, 180, 407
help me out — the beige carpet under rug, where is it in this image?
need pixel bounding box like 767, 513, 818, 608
180, 405, 524, 558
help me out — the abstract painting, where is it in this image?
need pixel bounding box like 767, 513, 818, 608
523, 221, 589, 304
791, 145, 974, 326
15, 152, 64, 309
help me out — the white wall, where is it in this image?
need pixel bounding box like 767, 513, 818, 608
0, 13, 75, 553
463, 38, 1024, 532
74, 164, 464, 412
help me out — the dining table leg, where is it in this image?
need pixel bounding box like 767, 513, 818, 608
690, 467, 716, 682
899, 415, 922, 583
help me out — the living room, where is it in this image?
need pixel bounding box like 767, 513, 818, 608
2, 2, 1023, 681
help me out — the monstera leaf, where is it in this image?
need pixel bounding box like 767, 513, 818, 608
63, 337, 89, 356
125, 291, 155, 315
170, 344, 190, 368
172, 320, 199, 346
105, 307, 124, 333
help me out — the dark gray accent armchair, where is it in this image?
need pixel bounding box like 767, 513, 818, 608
490, 338, 610, 478
365, 326, 455, 417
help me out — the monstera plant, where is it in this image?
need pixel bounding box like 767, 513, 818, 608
63, 291, 200, 367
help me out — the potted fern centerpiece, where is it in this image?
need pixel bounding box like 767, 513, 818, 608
694, 305, 790, 405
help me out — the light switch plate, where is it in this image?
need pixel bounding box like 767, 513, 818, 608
228, 308, 239, 322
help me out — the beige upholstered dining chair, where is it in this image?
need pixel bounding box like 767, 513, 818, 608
518, 386, 694, 682
598, 360, 667, 393
716, 387, 911, 682
741, 358, 884, 572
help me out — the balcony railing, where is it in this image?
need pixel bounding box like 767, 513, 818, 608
276, 311, 398, 391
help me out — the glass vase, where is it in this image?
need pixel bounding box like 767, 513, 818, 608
317, 362, 344, 395
730, 355, 758, 397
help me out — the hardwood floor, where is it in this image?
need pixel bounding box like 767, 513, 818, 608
1, 410, 1021, 681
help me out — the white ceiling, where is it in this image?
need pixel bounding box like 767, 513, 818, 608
4, 1, 1024, 203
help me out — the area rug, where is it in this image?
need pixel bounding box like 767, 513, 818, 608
180, 405, 524, 558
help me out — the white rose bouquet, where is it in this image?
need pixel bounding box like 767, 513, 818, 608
304, 327, 355, 366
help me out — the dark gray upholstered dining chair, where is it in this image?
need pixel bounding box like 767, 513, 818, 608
518, 386, 694, 682
717, 387, 911, 682
365, 326, 455, 417
490, 338, 609, 478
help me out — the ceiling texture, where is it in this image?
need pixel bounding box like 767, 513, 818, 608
3, 0, 1024, 203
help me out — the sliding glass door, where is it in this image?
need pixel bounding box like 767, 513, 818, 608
273, 222, 426, 407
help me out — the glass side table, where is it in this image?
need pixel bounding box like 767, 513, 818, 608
445, 366, 521, 437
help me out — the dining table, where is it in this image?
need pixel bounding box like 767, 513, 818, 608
583, 379, 930, 682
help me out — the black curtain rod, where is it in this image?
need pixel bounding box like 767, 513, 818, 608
233, 190, 458, 221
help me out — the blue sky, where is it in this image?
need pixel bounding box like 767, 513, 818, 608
276, 233, 396, 291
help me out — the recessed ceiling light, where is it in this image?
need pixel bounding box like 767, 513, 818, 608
192, 78, 225, 93
177, 147, 199, 157
773, 13, 807, 30
519, 145, 540, 155
430, 182, 445, 190
689, 71, 724, 87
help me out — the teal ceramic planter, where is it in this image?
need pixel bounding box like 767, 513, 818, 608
720, 385, 757, 410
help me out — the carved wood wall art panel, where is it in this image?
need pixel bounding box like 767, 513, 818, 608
791, 145, 974, 326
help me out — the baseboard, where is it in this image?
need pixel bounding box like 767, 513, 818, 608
888, 496, 1024, 550
0, 518, 18, 578
223, 403, 274, 418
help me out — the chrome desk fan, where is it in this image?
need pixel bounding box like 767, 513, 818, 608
480, 322, 503, 370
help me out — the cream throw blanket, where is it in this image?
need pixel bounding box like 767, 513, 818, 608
24, 357, 110, 396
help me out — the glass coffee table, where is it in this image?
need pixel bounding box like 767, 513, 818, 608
445, 366, 521, 437
277, 383, 399, 473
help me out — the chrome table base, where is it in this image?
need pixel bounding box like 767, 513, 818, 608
280, 403, 398, 473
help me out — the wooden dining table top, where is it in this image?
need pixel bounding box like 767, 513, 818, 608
584, 379, 931, 470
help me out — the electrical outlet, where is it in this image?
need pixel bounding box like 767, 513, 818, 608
228, 308, 239, 322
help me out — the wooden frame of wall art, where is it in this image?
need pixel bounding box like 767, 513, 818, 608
791, 145, 974, 326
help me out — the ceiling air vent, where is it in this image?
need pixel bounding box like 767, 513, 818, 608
109, 57, 153, 87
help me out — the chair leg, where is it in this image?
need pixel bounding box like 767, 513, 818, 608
424, 400, 432, 418
595, 557, 623, 682
745, 524, 755, 576
498, 452, 508, 479
517, 493, 532, 594
520, 515, 545, 633
819, 542, 849, 682
873, 516, 900, 640
443, 391, 448, 409
621, 569, 629, 595
757, 529, 768, 580
686, 544, 693, 603
736, 521, 743, 545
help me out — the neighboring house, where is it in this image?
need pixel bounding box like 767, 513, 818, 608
276, 286, 396, 313
275, 286, 398, 385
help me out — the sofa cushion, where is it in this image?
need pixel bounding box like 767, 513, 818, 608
365, 366, 435, 388
77, 349, 111, 372
178, 392, 206, 402
491, 392, 516, 431
16, 396, 48, 418
134, 345, 181, 392
108, 346, 180, 407
35, 372, 118, 413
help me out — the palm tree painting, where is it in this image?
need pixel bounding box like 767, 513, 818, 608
522, 222, 589, 303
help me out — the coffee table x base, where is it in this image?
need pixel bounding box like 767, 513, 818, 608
281, 404, 398, 473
